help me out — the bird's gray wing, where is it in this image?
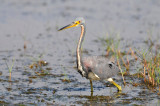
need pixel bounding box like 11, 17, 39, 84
82, 56, 119, 80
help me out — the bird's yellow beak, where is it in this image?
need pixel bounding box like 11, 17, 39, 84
58, 21, 80, 31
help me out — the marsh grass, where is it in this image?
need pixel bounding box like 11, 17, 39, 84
102, 32, 121, 57
136, 32, 160, 88
136, 45, 160, 87
115, 48, 138, 85
5, 58, 15, 81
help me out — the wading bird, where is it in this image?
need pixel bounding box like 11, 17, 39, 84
58, 17, 122, 93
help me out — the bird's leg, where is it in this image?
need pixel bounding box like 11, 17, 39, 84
107, 78, 122, 91
90, 80, 93, 93
110, 80, 122, 91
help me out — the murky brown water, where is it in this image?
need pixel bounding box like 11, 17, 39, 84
0, 0, 160, 105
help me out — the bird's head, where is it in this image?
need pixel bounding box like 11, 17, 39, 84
58, 17, 85, 31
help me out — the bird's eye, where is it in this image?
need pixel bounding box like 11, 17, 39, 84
79, 21, 81, 23
108, 63, 112, 69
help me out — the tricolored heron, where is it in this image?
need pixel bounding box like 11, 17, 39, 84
58, 17, 122, 92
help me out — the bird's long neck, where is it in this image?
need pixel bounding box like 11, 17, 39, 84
76, 24, 86, 77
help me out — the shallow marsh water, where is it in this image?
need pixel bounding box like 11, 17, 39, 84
0, 0, 160, 105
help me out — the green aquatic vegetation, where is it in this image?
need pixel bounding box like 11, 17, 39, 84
5, 58, 15, 81
136, 44, 160, 87
100, 32, 121, 57
5, 58, 15, 73
134, 29, 160, 88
